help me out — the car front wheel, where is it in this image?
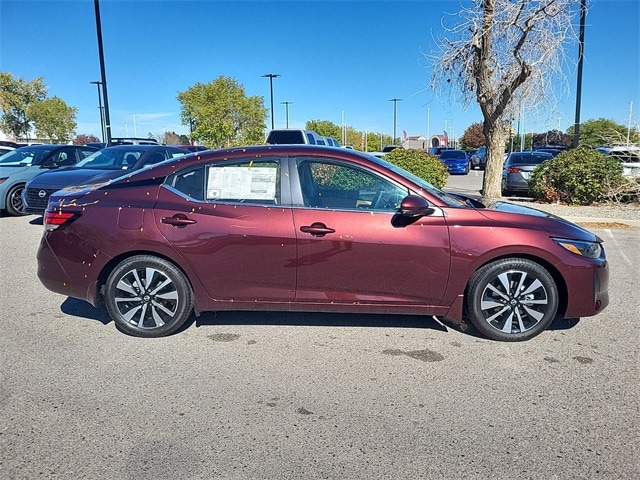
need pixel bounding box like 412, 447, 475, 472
104, 255, 194, 337
6, 183, 27, 216
465, 258, 559, 341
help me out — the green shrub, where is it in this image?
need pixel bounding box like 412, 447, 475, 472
384, 148, 449, 189
528, 146, 625, 205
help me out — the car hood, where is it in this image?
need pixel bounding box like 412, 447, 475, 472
27, 168, 127, 189
476, 200, 599, 242
0, 165, 30, 176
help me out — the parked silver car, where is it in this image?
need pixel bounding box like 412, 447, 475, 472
470, 146, 486, 169
502, 151, 553, 195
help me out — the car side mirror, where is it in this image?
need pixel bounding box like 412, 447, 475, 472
399, 195, 433, 218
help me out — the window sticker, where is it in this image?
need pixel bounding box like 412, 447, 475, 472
207, 166, 277, 201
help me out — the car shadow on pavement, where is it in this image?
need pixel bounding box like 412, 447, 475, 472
58, 297, 580, 338
194, 311, 449, 333
61, 298, 112, 325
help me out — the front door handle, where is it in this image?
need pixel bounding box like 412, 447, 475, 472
162, 214, 196, 227
300, 222, 335, 237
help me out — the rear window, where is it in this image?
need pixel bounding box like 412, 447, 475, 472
266, 130, 306, 144
440, 150, 466, 159
509, 153, 551, 165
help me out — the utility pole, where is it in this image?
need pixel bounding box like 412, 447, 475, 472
389, 98, 402, 145
94, 0, 112, 145
262, 74, 280, 130
90, 81, 105, 142
281, 101, 292, 129
572, 0, 587, 148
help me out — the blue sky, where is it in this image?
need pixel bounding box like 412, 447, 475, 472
1, 0, 638, 142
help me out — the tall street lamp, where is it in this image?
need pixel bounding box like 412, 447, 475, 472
94, 0, 112, 145
572, 0, 587, 148
281, 101, 292, 129
90, 80, 105, 142
262, 73, 280, 130
389, 98, 402, 145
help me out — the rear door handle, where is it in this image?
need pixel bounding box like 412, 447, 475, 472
300, 222, 335, 237
162, 214, 196, 227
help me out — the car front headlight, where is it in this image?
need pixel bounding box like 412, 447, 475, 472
0, 177, 7, 185
553, 238, 604, 259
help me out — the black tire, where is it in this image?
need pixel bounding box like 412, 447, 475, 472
104, 255, 194, 337
465, 258, 559, 341
6, 183, 27, 216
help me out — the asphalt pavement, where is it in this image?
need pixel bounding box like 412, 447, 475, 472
0, 178, 638, 479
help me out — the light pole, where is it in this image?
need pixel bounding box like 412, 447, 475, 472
90, 80, 105, 142
281, 101, 292, 128
572, 0, 587, 148
262, 74, 280, 130
94, 0, 112, 145
389, 98, 402, 145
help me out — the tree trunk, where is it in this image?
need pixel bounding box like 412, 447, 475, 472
481, 125, 505, 199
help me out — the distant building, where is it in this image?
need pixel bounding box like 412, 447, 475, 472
401, 131, 427, 150
429, 134, 449, 147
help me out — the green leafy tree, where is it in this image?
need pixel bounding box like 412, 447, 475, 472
460, 122, 485, 150
177, 76, 267, 148
0, 72, 47, 140
305, 120, 341, 140
28, 97, 77, 143
385, 148, 448, 189
567, 118, 639, 147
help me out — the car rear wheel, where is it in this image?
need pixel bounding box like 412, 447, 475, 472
104, 255, 194, 337
6, 183, 27, 216
465, 258, 559, 341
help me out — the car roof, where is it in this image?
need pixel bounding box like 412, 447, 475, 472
102, 145, 187, 151
15, 144, 85, 150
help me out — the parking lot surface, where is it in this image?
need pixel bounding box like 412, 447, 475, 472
1, 200, 638, 478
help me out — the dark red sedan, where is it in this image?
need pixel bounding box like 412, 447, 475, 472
36, 145, 609, 341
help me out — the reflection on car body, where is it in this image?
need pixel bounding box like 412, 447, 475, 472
23, 145, 189, 215
0, 144, 98, 216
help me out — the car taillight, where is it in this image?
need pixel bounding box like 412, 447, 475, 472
43, 210, 81, 231
507, 167, 521, 173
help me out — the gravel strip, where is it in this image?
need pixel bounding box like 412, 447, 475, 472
505, 199, 640, 221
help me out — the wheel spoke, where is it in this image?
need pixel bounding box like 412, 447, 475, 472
136, 303, 149, 327
514, 308, 527, 333
122, 304, 142, 322
520, 278, 543, 296
149, 278, 173, 296
500, 311, 516, 333
151, 299, 176, 317
150, 304, 168, 326
116, 278, 138, 296
522, 305, 546, 322
486, 283, 509, 301
144, 267, 157, 289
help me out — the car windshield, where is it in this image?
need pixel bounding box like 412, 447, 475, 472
75, 148, 147, 169
509, 153, 552, 165
440, 151, 466, 159
365, 153, 468, 207
0, 147, 52, 166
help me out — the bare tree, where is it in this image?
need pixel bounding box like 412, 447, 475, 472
429, 0, 580, 198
